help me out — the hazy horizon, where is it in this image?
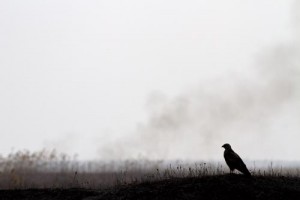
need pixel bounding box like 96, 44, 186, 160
0, 0, 299, 161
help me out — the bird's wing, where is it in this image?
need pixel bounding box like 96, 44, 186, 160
226, 151, 241, 163
231, 152, 251, 175
232, 152, 245, 165
225, 151, 245, 168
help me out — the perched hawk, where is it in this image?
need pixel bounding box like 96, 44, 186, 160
222, 143, 251, 177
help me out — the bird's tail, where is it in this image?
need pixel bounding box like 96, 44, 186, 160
243, 168, 252, 177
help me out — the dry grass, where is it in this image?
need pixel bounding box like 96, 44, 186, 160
0, 149, 299, 190
0, 149, 162, 189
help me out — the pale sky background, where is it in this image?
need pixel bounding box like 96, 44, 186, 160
0, 0, 299, 161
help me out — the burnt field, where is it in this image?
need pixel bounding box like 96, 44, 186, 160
0, 175, 300, 200
0, 150, 300, 199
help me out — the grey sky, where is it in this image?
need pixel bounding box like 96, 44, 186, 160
0, 0, 298, 160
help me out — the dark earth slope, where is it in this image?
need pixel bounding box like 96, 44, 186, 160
1, 174, 300, 200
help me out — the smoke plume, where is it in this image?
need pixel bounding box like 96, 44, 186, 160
98, 1, 300, 161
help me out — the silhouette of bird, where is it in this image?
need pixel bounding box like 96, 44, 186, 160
222, 143, 251, 177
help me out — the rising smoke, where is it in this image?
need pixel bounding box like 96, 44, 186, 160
98, 1, 300, 161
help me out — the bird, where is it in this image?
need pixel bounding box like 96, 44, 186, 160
222, 143, 251, 177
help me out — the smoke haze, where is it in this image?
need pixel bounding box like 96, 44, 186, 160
98, 1, 300, 161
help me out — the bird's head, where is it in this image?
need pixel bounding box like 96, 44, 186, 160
222, 143, 232, 150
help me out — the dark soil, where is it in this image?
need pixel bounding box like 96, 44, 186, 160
1, 174, 300, 200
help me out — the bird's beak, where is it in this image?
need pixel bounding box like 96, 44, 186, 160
221, 145, 224, 148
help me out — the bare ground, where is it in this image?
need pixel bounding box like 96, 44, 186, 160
1, 174, 300, 200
